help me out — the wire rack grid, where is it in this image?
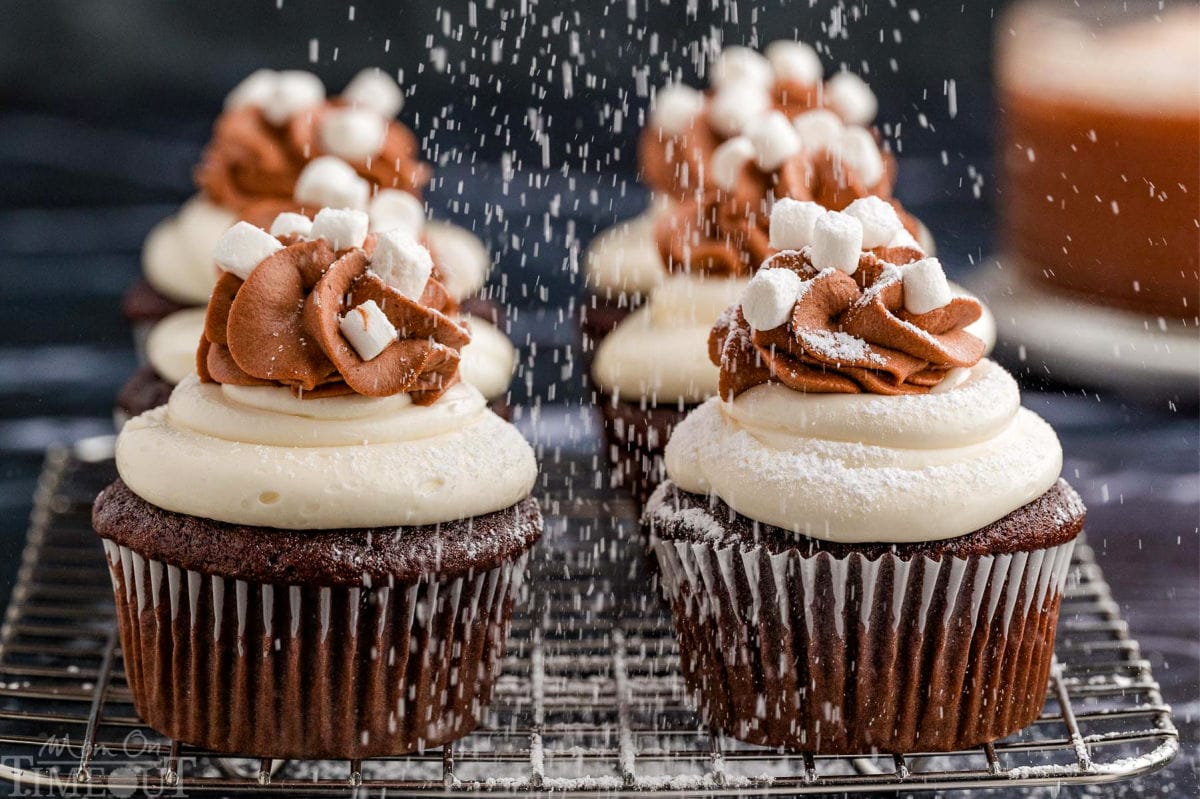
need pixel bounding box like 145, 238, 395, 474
0, 440, 1179, 796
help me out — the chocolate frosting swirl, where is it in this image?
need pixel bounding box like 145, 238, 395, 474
198, 235, 470, 404
710, 247, 985, 397
657, 147, 911, 277
195, 101, 430, 213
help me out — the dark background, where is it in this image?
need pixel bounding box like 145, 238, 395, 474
0, 2, 1196, 796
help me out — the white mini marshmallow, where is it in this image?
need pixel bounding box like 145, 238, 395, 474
212, 222, 283, 281
368, 189, 426, 234
269, 212, 313, 239
711, 46, 773, 88
708, 82, 771, 137
310, 208, 369, 251
650, 84, 705, 135
888, 227, 924, 252
342, 68, 404, 118
832, 126, 885, 188
294, 156, 370, 211
370, 229, 434, 300
902, 257, 954, 314
769, 198, 826, 250
710, 136, 757, 191
338, 300, 397, 361
844, 196, 904, 248
741, 268, 805, 331
765, 40, 823, 85
810, 211, 864, 274
745, 111, 801, 171
792, 108, 843, 152
319, 107, 387, 161
825, 71, 878, 126
261, 70, 325, 126
224, 69, 277, 110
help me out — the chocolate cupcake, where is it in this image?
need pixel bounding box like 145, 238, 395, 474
645, 202, 1083, 753
94, 212, 540, 759
590, 102, 990, 499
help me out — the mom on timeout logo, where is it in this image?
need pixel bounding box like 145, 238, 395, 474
1, 731, 195, 797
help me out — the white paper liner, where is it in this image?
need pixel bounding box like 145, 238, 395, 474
653, 536, 1076, 753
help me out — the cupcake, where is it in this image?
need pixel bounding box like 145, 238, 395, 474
126, 68, 496, 338
117, 156, 517, 424
644, 202, 1084, 754
591, 106, 994, 497
94, 210, 540, 758
582, 41, 887, 354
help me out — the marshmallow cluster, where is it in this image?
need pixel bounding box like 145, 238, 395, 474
762, 200, 952, 316
225, 69, 325, 126
368, 189, 426, 234
338, 299, 397, 362
341, 68, 405, 118
319, 107, 388, 161
311, 208, 369, 251
711, 41, 824, 89
825, 72, 878, 127
213, 222, 284, 281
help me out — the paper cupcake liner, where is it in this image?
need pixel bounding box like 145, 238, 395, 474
599, 401, 688, 503
653, 536, 1076, 753
102, 540, 527, 759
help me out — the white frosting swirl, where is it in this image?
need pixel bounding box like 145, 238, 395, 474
142, 195, 490, 305
142, 197, 237, 305
144, 308, 515, 401
145, 308, 205, 385
591, 273, 995, 404
584, 200, 671, 296
459, 315, 516, 401
664, 359, 1062, 543
116, 376, 537, 529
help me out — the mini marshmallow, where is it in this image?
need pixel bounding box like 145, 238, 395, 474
269, 212, 313, 239
832, 126, 885, 188
310, 208, 369, 251
901, 257, 954, 314
825, 71, 878, 126
261, 70, 325, 126
710, 136, 757, 192
769, 198, 826, 250
745, 111, 801, 171
338, 300, 397, 361
741, 268, 805, 331
370, 229, 434, 300
708, 82, 771, 137
294, 156, 370, 211
792, 109, 843, 152
368, 189, 426, 234
212, 222, 283, 281
810, 211, 864, 274
844, 196, 904, 248
650, 84, 705, 135
342, 68, 404, 118
887, 226, 924, 252
224, 69, 277, 111
319, 107, 387, 161
765, 40, 823, 85
711, 46, 773, 88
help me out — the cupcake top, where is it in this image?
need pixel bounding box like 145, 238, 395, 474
117, 211, 536, 530
640, 41, 878, 200
662, 202, 1062, 543
656, 111, 913, 277
197, 68, 429, 213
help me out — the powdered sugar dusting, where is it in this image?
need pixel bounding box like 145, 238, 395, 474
798, 329, 884, 365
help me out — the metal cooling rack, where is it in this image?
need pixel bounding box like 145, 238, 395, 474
0, 439, 1179, 796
